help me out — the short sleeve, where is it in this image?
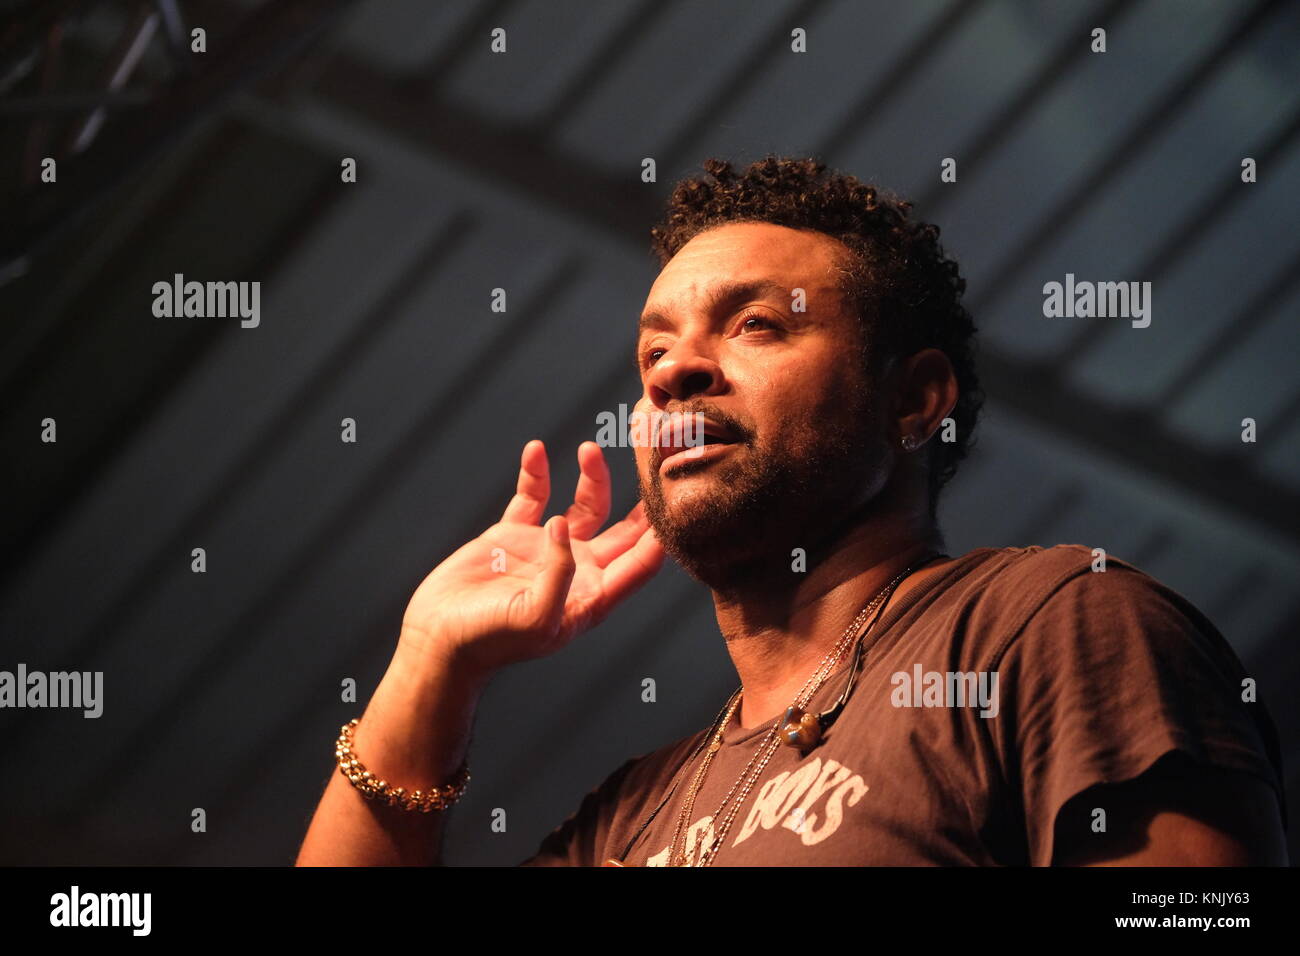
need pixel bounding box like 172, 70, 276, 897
986, 559, 1286, 867
517, 756, 640, 867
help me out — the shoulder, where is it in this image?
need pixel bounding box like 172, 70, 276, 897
564, 723, 710, 819
942, 543, 1118, 611
618, 725, 711, 795
953, 549, 1289, 857
518, 727, 708, 866
956, 543, 1131, 603
947, 544, 1220, 668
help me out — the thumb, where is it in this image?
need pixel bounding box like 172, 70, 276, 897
530, 516, 577, 633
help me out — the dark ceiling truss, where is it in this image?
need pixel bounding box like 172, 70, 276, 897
1051, 106, 1300, 375
0, 209, 477, 752
415, 0, 516, 92
0, 0, 1292, 610
1156, 241, 1300, 411
526, 0, 669, 140
911, 0, 1136, 215
61, 253, 640, 814
0, 0, 363, 284
0, 0, 1292, 630
652, 0, 833, 173
294, 5, 1299, 542
961, 0, 1291, 355
0, 148, 343, 589
0, 0, 366, 587
152, 0, 193, 73
815, 0, 988, 164
62, 3, 161, 157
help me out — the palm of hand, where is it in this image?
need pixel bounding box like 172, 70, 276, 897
401, 440, 665, 674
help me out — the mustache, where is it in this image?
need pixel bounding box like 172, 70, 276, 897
685, 403, 753, 443
648, 402, 754, 470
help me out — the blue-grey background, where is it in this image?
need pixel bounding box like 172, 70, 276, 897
0, 0, 1296, 865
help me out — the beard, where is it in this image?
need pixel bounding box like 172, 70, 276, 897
639, 382, 886, 592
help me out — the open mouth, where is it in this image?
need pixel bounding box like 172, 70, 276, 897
655, 417, 741, 474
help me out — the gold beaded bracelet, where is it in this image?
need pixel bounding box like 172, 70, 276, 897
335, 718, 470, 812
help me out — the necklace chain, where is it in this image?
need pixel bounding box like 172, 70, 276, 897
667, 691, 740, 865
676, 557, 933, 867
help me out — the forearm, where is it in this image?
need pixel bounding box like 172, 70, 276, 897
296, 635, 492, 866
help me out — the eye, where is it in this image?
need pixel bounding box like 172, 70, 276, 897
737, 311, 777, 334
642, 346, 667, 368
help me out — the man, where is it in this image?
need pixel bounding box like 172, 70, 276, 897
297, 156, 1287, 867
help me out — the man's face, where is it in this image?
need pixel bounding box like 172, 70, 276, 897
633, 222, 892, 587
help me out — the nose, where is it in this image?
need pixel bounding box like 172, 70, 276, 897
644, 341, 726, 409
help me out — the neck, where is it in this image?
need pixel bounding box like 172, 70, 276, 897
712, 506, 948, 730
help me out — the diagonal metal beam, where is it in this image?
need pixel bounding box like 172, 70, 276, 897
64, 5, 159, 155
62, 255, 595, 808
417, 0, 518, 91
657, 0, 831, 173
308, 51, 659, 244
964, 0, 1287, 324
1155, 242, 1300, 410
151, 0, 192, 74
818, 0, 987, 161
0, 146, 343, 591
977, 348, 1300, 542
0, 0, 363, 285
1049, 103, 1300, 373
0, 210, 476, 677
281, 48, 1300, 545
526, 0, 672, 139
914, 0, 1137, 214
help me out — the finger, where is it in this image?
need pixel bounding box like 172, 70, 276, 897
528, 515, 578, 634
564, 441, 611, 540
501, 440, 550, 525
588, 498, 651, 567
595, 526, 665, 617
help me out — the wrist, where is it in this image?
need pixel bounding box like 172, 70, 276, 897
393, 624, 495, 691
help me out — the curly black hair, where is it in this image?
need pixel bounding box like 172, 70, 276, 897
648, 156, 983, 516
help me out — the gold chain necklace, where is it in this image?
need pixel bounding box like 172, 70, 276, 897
603, 554, 938, 867
686, 568, 912, 867
666, 690, 742, 866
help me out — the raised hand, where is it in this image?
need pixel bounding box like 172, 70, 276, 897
398, 439, 666, 678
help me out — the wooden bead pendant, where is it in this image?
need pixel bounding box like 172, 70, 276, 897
780, 705, 822, 751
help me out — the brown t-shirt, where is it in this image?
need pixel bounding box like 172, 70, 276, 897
518, 545, 1286, 866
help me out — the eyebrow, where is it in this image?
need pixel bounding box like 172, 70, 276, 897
637, 278, 791, 335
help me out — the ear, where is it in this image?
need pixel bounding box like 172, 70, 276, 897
891, 348, 958, 449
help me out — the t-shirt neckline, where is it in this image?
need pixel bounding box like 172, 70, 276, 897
714, 549, 991, 747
